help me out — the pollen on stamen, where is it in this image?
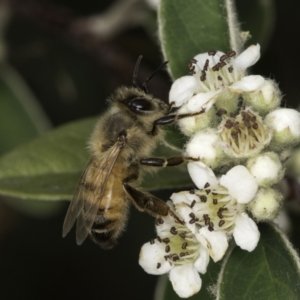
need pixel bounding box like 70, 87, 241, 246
208, 50, 217, 56
226, 50, 236, 57
179, 232, 186, 239
200, 195, 207, 203
170, 227, 178, 235
220, 108, 272, 157
182, 242, 188, 249
219, 220, 225, 227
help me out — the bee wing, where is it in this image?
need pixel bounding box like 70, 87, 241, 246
62, 141, 123, 245
62, 156, 95, 237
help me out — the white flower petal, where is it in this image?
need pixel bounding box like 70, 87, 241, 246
220, 165, 258, 204
229, 75, 265, 93
169, 264, 202, 298
169, 76, 197, 107
185, 129, 219, 160
187, 162, 218, 189
194, 246, 210, 274
139, 240, 172, 275
186, 90, 220, 112
234, 44, 261, 70
194, 51, 225, 70
233, 212, 260, 251
198, 227, 228, 262
170, 192, 199, 233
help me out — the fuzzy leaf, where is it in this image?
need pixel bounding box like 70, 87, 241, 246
159, 0, 231, 79
0, 65, 50, 155
218, 223, 300, 300
0, 118, 191, 201
0, 118, 94, 201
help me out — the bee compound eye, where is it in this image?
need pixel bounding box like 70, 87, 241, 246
127, 97, 153, 112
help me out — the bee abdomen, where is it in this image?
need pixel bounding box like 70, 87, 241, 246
90, 229, 118, 249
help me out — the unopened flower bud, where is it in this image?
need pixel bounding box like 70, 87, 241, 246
178, 105, 217, 136
247, 152, 284, 187
265, 108, 300, 150
247, 188, 283, 221
243, 79, 281, 115
185, 129, 225, 169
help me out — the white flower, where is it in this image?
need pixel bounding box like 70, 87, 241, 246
169, 44, 263, 115
139, 212, 209, 298
172, 165, 260, 260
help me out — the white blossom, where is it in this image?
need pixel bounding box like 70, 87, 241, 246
139, 212, 209, 298
171, 165, 260, 261
169, 44, 262, 117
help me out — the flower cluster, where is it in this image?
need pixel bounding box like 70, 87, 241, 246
139, 45, 300, 298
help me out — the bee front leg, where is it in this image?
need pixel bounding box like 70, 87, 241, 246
151, 108, 205, 135
122, 179, 184, 224
140, 156, 198, 167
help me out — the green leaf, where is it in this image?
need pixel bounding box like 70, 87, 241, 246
0, 64, 50, 155
155, 259, 221, 300
0, 118, 191, 201
0, 118, 95, 201
218, 223, 300, 300
159, 0, 231, 79
236, 0, 275, 51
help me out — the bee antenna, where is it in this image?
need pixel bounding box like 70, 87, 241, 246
142, 60, 168, 94
133, 55, 143, 90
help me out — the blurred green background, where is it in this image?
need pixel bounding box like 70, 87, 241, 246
1, 0, 300, 299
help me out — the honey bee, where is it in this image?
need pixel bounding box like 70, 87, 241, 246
62, 56, 202, 249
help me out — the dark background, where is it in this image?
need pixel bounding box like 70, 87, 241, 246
1, 0, 300, 299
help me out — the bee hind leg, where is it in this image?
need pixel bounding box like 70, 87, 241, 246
122, 179, 184, 225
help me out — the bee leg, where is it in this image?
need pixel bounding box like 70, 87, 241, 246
122, 179, 184, 224
151, 108, 205, 135
140, 156, 198, 167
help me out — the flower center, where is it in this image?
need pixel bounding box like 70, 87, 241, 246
188, 185, 243, 233
155, 221, 200, 267
219, 108, 271, 157
189, 51, 241, 93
